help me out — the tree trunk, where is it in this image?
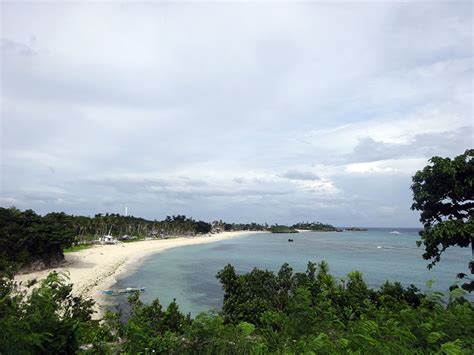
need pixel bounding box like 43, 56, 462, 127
471, 238, 474, 274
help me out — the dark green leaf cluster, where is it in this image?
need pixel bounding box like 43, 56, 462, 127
0, 208, 216, 271
0, 207, 75, 272
211, 220, 268, 232
268, 224, 299, 233
0, 272, 107, 354
2, 263, 473, 354
107, 262, 473, 353
411, 149, 474, 290
72, 213, 212, 241
211, 262, 473, 353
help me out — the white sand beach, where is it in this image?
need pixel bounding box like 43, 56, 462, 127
15, 231, 261, 317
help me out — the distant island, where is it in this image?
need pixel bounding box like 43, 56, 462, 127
268, 225, 299, 233
345, 227, 368, 231
292, 222, 342, 232
268, 222, 343, 233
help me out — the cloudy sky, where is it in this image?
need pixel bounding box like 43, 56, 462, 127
0, 1, 472, 227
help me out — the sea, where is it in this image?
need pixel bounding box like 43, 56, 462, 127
113, 228, 471, 317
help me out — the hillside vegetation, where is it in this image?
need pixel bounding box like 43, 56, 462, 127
1, 262, 473, 353
0, 208, 75, 272
0, 208, 215, 271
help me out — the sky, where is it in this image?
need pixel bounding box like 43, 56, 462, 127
0, 1, 472, 227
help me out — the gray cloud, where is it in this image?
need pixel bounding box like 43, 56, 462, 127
1, 38, 37, 56
280, 170, 320, 181
347, 127, 473, 164
0, 2, 472, 227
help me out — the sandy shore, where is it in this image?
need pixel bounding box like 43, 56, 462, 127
15, 231, 261, 317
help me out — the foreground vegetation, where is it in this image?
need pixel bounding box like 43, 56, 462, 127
1, 262, 473, 354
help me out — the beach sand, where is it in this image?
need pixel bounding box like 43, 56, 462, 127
15, 231, 260, 318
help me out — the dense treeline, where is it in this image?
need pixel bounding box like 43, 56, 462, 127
3, 207, 342, 271
72, 213, 213, 241
292, 221, 339, 231
212, 220, 268, 232
0, 208, 75, 272
0, 208, 216, 271
1, 262, 473, 353
268, 224, 299, 233
268, 222, 341, 233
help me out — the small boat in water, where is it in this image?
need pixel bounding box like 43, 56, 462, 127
390, 231, 401, 235
288, 239, 294, 242
102, 287, 146, 296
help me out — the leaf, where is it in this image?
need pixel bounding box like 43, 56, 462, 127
449, 287, 467, 300
238, 321, 255, 336
427, 331, 445, 344
439, 339, 464, 354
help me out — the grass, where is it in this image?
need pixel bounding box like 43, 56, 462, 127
64, 244, 94, 253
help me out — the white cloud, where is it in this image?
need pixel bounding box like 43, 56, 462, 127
302, 103, 469, 154
378, 205, 399, 217
0, 197, 17, 205
345, 158, 428, 175
280, 169, 320, 181
0, 1, 471, 226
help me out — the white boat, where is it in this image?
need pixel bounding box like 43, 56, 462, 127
99, 235, 118, 244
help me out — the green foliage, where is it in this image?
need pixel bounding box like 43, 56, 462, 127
0, 206, 269, 273
120, 293, 192, 353
1, 262, 473, 353
64, 244, 94, 253
268, 224, 299, 233
215, 262, 474, 354
411, 149, 474, 291
212, 220, 268, 232
0, 207, 75, 271
292, 221, 339, 231
0, 208, 219, 271
74, 213, 212, 241
0, 271, 111, 354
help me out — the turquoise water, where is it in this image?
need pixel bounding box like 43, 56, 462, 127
114, 229, 471, 316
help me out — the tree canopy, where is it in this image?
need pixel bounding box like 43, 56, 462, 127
3, 262, 473, 353
411, 149, 474, 291
0, 208, 216, 271
0, 208, 75, 272
292, 221, 339, 231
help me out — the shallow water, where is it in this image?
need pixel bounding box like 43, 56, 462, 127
114, 229, 471, 316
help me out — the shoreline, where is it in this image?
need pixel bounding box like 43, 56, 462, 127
15, 231, 263, 318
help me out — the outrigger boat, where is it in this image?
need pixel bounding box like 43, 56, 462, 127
102, 287, 146, 296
